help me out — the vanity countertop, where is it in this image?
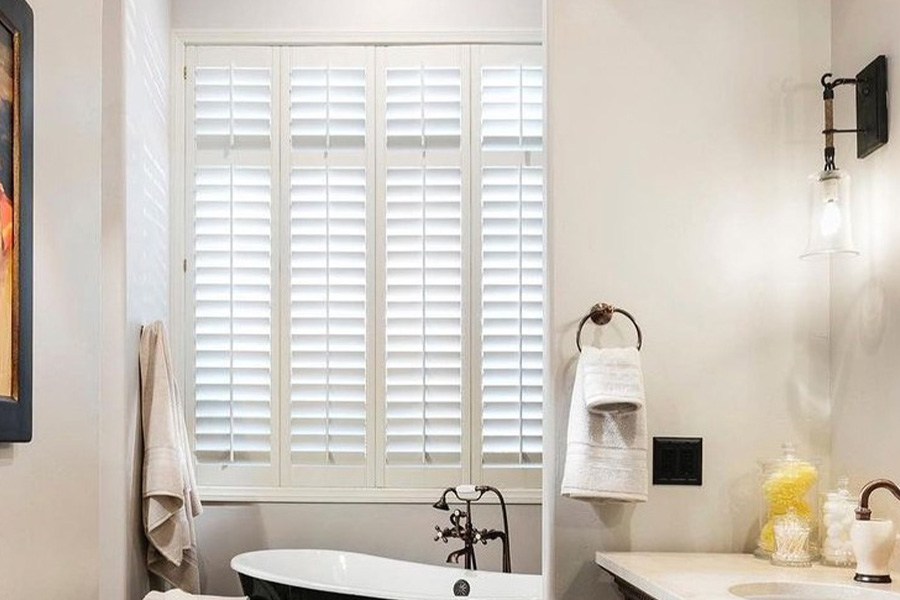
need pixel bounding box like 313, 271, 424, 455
595, 552, 900, 600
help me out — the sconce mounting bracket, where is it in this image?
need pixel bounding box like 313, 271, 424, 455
855, 55, 888, 159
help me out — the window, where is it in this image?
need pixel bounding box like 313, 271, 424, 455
181, 43, 544, 498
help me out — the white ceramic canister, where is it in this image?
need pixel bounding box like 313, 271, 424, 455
850, 519, 897, 583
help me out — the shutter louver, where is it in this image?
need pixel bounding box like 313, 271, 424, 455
480, 166, 544, 466
188, 47, 278, 484
384, 167, 463, 467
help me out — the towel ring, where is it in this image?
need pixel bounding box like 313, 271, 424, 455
576, 303, 643, 352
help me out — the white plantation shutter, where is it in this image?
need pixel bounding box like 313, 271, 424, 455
284, 47, 375, 487
378, 46, 470, 487
181, 44, 544, 495
186, 46, 279, 486
473, 46, 544, 488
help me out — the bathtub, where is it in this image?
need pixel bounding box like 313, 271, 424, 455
231, 549, 542, 600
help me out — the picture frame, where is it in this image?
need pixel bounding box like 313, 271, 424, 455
0, 0, 32, 443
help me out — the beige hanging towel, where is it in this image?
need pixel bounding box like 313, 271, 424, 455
140, 321, 203, 593
143, 591, 245, 600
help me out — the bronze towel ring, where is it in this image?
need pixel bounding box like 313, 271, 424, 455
576, 303, 643, 352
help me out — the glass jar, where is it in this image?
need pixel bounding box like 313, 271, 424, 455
756, 442, 820, 559
771, 507, 813, 567
820, 476, 857, 567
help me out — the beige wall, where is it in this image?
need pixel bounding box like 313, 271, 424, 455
0, 0, 104, 598
101, 0, 171, 598
546, 1, 833, 598
830, 0, 900, 569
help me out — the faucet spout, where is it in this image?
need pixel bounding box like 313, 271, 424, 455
856, 478, 900, 520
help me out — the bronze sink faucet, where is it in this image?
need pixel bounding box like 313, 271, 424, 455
855, 478, 900, 521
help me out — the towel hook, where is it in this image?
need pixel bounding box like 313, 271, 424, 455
576, 303, 643, 352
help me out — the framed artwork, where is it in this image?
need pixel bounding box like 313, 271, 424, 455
0, 0, 31, 443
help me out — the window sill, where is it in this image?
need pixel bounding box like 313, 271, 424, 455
198, 485, 543, 505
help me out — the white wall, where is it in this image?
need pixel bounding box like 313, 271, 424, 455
101, 0, 171, 597
0, 0, 104, 598
546, 2, 832, 598
173, 0, 540, 33
172, 1, 544, 594
830, 0, 900, 568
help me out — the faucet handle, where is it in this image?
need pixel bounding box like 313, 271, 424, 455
434, 525, 451, 543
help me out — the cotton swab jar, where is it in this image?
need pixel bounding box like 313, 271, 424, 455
772, 507, 813, 567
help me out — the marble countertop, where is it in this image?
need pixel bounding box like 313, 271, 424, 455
595, 553, 900, 600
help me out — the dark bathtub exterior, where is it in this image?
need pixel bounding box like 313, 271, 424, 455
239, 573, 472, 600
241, 573, 353, 600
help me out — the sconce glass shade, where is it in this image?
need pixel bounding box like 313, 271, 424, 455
801, 169, 859, 259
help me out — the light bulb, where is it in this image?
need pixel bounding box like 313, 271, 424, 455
820, 199, 842, 237
801, 169, 858, 259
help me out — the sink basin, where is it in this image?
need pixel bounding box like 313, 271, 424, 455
729, 582, 900, 600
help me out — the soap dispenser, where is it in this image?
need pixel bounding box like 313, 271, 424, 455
851, 478, 900, 584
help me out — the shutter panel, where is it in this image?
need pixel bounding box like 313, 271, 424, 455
187, 46, 279, 487
379, 46, 469, 487
285, 47, 374, 487
480, 166, 544, 465
473, 46, 544, 488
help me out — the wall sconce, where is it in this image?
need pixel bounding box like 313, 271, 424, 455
801, 55, 888, 259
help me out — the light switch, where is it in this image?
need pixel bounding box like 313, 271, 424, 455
653, 437, 703, 486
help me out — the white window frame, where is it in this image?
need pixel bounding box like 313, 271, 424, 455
170, 30, 544, 504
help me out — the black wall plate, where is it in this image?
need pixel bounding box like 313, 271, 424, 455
856, 55, 888, 159
653, 437, 703, 486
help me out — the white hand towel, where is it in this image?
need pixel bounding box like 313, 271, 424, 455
140, 322, 204, 594
561, 347, 648, 502
581, 346, 644, 413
